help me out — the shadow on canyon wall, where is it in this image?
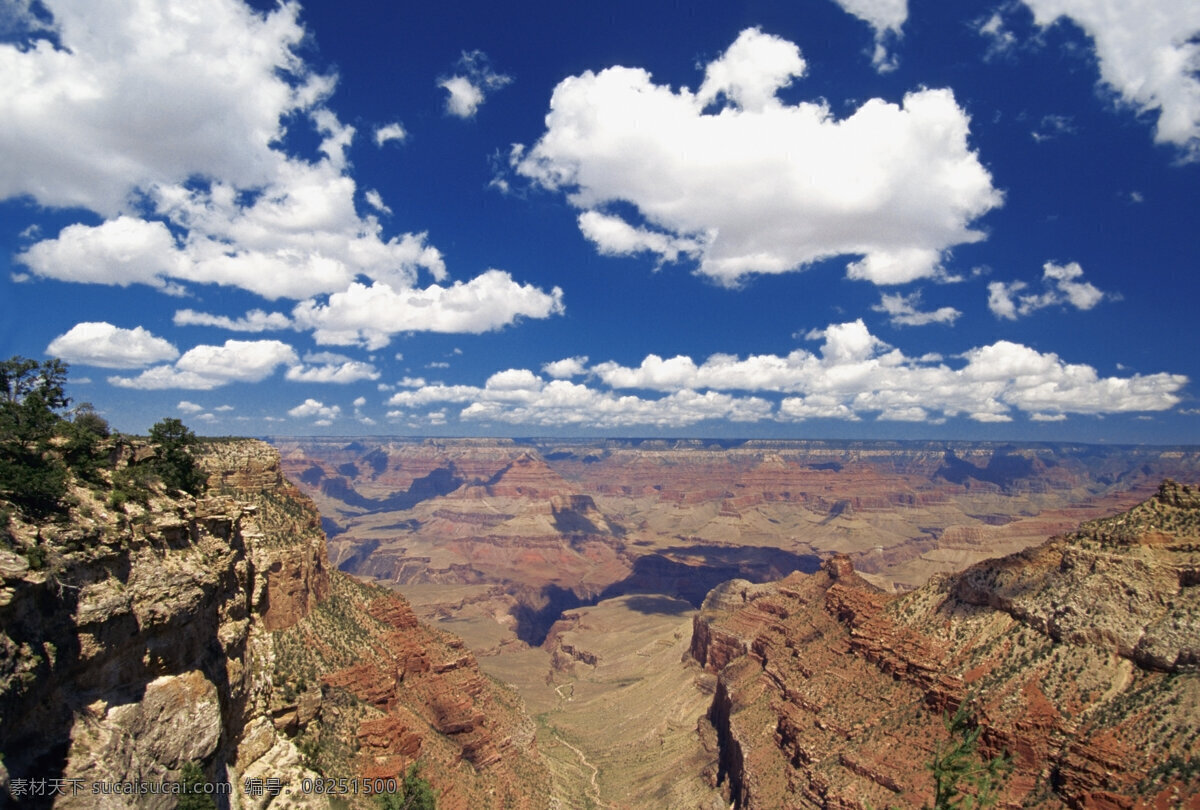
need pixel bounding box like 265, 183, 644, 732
936, 449, 1037, 490
513, 544, 820, 645
312, 464, 465, 511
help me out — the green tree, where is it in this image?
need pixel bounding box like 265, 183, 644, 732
0, 357, 70, 430
927, 701, 1011, 810
148, 417, 205, 495
176, 761, 217, 810
70, 402, 110, 439
59, 402, 111, 483
377, 763, 437, 810
0, 357, 71, 515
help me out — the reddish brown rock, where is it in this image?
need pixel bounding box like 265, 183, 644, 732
693, 484, 1200, 808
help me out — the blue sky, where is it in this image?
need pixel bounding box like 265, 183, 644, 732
2, 0, 1198, 441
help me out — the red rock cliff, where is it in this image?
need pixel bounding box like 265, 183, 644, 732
693, 481, 1200, 809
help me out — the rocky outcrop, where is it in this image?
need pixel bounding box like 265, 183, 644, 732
0, 440, 325, 808
953, 479, 1200, 673
274, 575, 550, 809
474, 453, 575, 499
693, 482, 1200, 809
0, 439, 551, 809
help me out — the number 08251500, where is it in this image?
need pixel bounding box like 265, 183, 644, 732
299, 777, 399, 795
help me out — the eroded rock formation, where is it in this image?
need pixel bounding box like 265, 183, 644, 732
0, 440, 550, 808
692, 480, 1200, 808
275, 438, 1200, 601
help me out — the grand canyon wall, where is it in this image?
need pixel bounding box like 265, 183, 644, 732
0, 439, 551, 809
7, 435, 1193, 807
274, 437, 1200, 616
691, 480, 1200, 808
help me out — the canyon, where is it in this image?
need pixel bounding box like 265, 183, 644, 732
3, 436, 1198, 808
272, 437, 1200, 807
692, 479, 1200, 808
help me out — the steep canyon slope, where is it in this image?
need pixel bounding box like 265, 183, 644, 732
692, 480, 1200, 808
0, 439, 551, 809
274, 438, 1200, 611
3, 435, 1194, 808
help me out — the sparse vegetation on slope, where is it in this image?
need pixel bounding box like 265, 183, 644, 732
927, 701, 1010, 810
1, 357, 87, 516
1, 405, 550, 809
694, 484, 1200, 808
0, 357, 208, 522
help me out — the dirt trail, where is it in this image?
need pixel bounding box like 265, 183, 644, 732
555, 733, 606, 809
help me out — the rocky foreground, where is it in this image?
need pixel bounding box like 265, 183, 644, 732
692, 480, 1200, 809
0, 439, 550, 809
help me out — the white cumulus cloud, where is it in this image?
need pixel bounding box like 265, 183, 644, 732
389, 377, 773, 429
988, 261, 1109, 319
20, 217, 186, 291
109, 339, 298, 390
439, 50, 512, 119
364, 189, 392, 215
0, 0, 323, 214
1021, 0, 1200, 159
577, 211, 704, 265
871, 291, 961, 327
285, 359, 381, 384
542, 356, 590, 379
173, 308, 292, 332
291, 270, 565, 350
2, 0, 396, 299
440, 76, 484, 118
829, 0, 909, 71
513, 27, 1001, 287
373, 122, 408, 146
288, 398, 341, 421
3, 0, 559, 339
46, 322, 179, 369
384, 319, 1186, 428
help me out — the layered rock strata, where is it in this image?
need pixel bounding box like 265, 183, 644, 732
0, 440, 550, 809
693, 481, 1200, 809
275, 438, 1200, 598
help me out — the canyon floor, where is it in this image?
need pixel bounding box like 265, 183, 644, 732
272, 437, 1200, 807
411, 589, 724, 809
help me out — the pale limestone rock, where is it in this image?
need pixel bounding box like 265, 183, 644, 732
59, 670, 223, 808
236, 736, 329, 810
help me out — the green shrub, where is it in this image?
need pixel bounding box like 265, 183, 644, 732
297, 734, 321, 771
148, 418, 205, 495
176, 761, 217, 810
377, 763, 437, 810
111, 465, 152, 507
107, 489, 129, 511
928, 701, 1010, 809
0, 454, 67, 517
59, 403, 110, 483
24, 543, 46, 571
0, 357, 72, 516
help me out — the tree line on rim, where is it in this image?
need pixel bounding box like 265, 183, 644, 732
0, 355, 204, 520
